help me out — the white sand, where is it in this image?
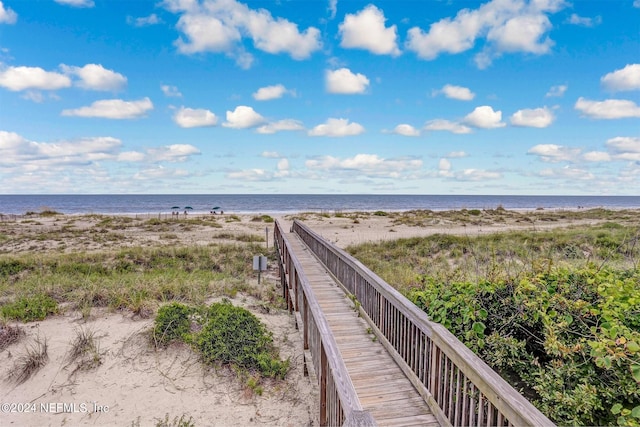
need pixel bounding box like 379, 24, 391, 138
1, 297, 318, 427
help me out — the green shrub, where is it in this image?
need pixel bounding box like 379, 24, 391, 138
153, 303, 193, 346
1, 294, 58, 322
407, 265, 640, 426
196, 301, 289, 378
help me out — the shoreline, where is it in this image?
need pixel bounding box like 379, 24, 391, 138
2, 204, 638, 219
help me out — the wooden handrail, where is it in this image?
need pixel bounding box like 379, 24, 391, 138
274, 220, 376, 427
291, 219, 555, 427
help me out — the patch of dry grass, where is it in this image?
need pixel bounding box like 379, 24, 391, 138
9, 335, 49, 384
0, 323, 25, 350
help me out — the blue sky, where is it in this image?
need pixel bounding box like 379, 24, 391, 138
0, 0, 638, 195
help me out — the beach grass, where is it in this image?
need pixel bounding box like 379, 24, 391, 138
0, 243, 276, 319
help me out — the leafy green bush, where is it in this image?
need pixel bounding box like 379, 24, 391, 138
153, 302, 193, 346
408, 265, 640, 426
152, 301, 289, 380
1, 294, 58, 322
196, 301, 289, 378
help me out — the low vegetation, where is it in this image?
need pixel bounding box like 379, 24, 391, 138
0, 322, 24, 350
153, 300, 290, 385
0, 243, 272, 317
0, 294, 58, 322
8, 335, 49, 384
66, 327, 102, 373
348, 221, 640, 426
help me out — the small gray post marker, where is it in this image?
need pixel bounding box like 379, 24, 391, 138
265, 226, 269, 249
253, 255, 268, 284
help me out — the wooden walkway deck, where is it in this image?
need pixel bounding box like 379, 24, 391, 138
276, 219, 555, 427
286, 232, 439, 426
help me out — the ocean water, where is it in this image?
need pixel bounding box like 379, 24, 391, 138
1, 194, 639, 216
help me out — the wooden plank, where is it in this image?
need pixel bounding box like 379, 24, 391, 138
357, 387, 420, 400
373, 414, 440, 427
280, 226, 440, 427
351, 380, 417, 395
347, 371, 407, 383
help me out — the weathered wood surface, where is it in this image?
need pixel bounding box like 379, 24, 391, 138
286, 233, 438, 427
290, 219, 556, 427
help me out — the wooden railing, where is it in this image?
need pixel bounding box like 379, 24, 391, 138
274, 220, 376, 427
291, 219, 555, 427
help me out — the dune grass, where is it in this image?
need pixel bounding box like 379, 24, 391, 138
0, 242, 276, 319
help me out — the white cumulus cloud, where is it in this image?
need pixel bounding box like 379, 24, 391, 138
305, 154, 421, 178
339, 5, 400, 56
601, 64, 640, 92
510, 107, 554, 128
463, 106, 506, 129
527, 144, 581, 162
574, 97, 640, 119
61, 64, 127, 91
607, 137, 640, 161
438, 158, 453, 177
325, 68, 369, 94
583, 151, 611, 162
61, 97, 153, 119
0, 66, 71, 91
253, 84, 290, 101
405, 0, 565, 68
257, 119, 304, 134
392, 124, 420, 137
0, 131, 121, 166
308, 118, 365, 137
437, 84, 475, 101
173, 107, 218, 128
146, 144, 201, 162
223, 105, 266, 129
0, 1, 17, 24
165, 0, 321, 67
424, 119, 472, 134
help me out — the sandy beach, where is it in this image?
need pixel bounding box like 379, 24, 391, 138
1, 208, 638, 426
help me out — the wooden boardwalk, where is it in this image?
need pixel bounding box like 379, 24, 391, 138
286, 232, 439, 426
276, 219, 554, 427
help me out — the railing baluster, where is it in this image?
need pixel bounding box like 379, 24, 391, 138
274, 221, 375, 427
285, 219, 554, 427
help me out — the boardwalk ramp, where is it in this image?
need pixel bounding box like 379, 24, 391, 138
275, 219, 554, 427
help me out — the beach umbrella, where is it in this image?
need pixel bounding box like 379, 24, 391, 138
171, 206, 180, 210
212, 206, 220, 210
184, 206, 193, 210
